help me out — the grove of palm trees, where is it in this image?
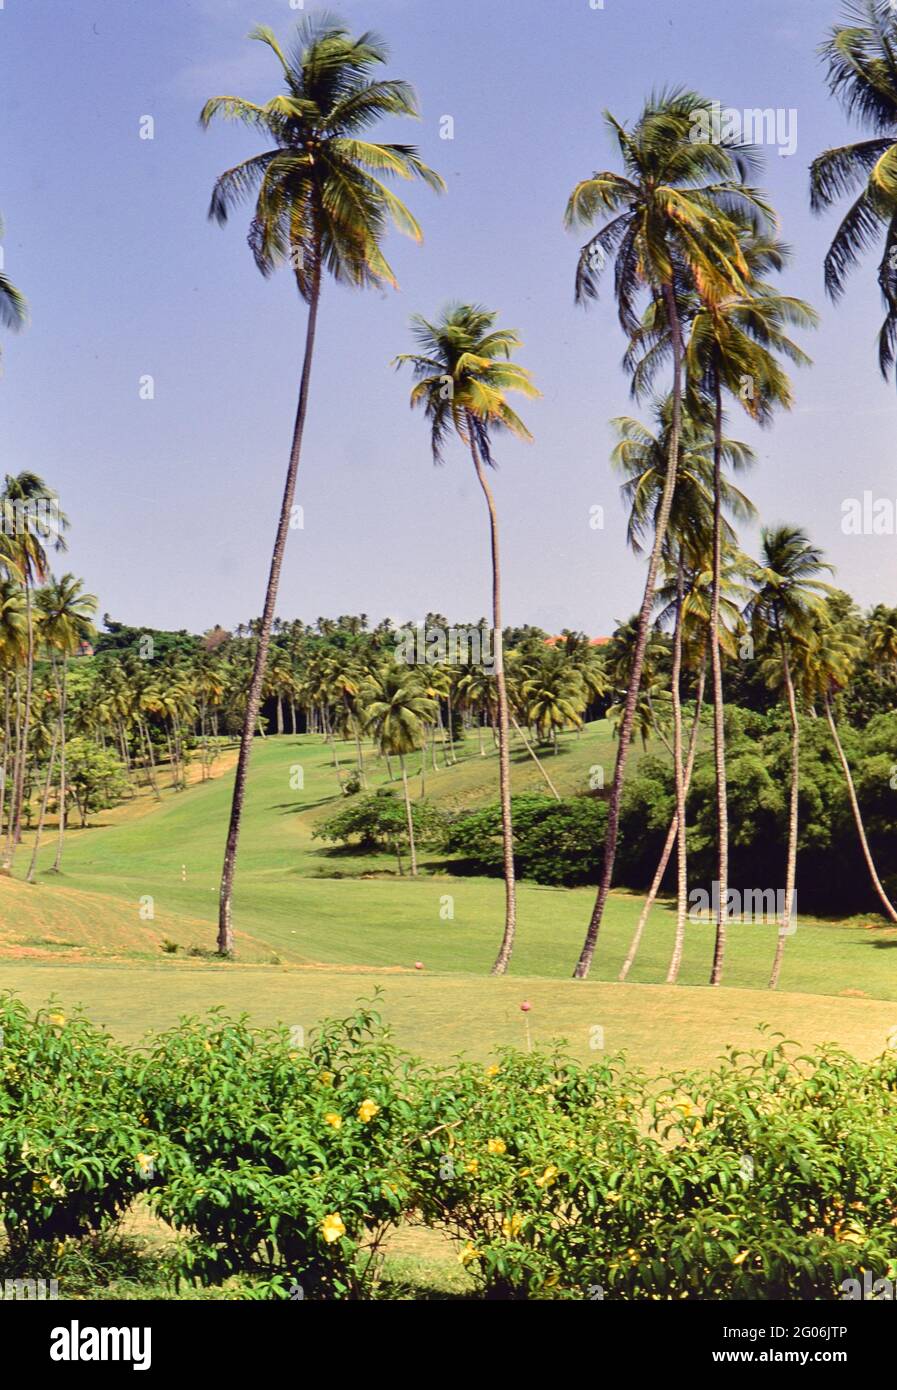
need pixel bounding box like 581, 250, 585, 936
4, 0, 897, 1333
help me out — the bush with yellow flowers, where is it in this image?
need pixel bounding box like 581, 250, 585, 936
134, 1001, 425, 1299
407, 1035, 897, 1300
0, 993, 167, 1254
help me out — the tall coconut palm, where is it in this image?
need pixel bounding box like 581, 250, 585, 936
564, 90, 770, 978
0, 578, 26, 842
0, 473, 67, 872
363, 667, 436, 876
810, 0, 897, 380
746, 527, 834, 990
35, 574, 97, 873
202, 16, 443, 955
395, 303, 539, 975
627, 230, 815, 984
611, 398, 754, 981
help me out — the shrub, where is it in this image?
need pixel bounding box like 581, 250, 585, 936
444, 794, 607, 885
0, 995, 165, 1254
134, 1002, 423, 1299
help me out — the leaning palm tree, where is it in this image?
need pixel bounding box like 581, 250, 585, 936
801, 599, 897, 923
202, 16, 443, 955
565, 89, 770, 978
395, 303, 539, 975
363, 666, 436, 876
810, 0, 897, 381
746, 527, 834, 990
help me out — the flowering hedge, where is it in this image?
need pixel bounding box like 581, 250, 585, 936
2, 993, 897, 1300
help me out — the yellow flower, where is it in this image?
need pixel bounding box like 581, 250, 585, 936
357, 1099, 379, 1123
487, 1138, 506, 1155
324, 1112, 342, 1130
48, 1012, 65, 1027
733, 1250, 749, 1266
135, 1153, 155, 1177
678, 1101, 693, 1118
465, 1159, 479, 1175
535, 1164, 559, 1190
320, 1072, 334, 1087
502, 1213, 523, 1239
459, 1241, 481, 1266
605, 1191, 621, 1204
321, 1213, 346, 1244
485, 1064, 501, 1078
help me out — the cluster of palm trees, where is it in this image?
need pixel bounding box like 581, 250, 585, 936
3, 4, 896, 985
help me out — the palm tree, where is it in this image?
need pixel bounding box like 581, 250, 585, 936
0, 218, 27, 345
395, 303, 539, 975
810, 1, 897, 380
0, 579, 26, 843
564, 90, 769, 978
746, 527, 834, 990
0, 472, 67, 872
35, 574, 97, 874
802, 599, 897, 923
363, 666, 436, 876
610, 398, 754, 980
202, 16, 443, 955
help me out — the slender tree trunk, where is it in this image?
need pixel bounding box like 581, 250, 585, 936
26, 720, 60, 883
466, 420, 517, 976
3, 672, 21, 864
290, 700, 297, 735
277, 694, 284, 736
769, 642, 799, 990
400, 754, 417, 877
574, 280, 684, 978
0, 673, 10, 840
52, 656, 69, 872
7, 580, 34, 865
419, 738, 426, 798
217, 253, 322, 956
708, 377, 730, 986
511, 715, 561, 799
824, 691, 897, 921
620, 650, 707, 981
665, 554, 689, 984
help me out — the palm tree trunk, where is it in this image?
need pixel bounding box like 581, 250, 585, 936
400, 754, 417, 876
665, 553, 689, 984
824, 691, 897, 921
217, 252, 322, 956
26, 720, 60, 883
0, 673, 10, 840
574, 279, 684, 978
52, 656, 69, 871
466, 420, 517, 976
7, 578, 34, 865
620, 649, 706, 981
511, 715, 561, 800
769, 641, 799, 990
708, 376, 730, 986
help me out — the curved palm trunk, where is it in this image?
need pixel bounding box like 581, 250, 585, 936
52, 656, 68, 871
574, 280, 684, 978
620, 649, 706, 982
511, 715, 561, 800
708, 378, 730, 986
467, 421, 517, 976
824, 691, 897, 922
217, 257, 322, 956
26, 720, 60, 883
665, 554, 689, 984
1, 673, 10, 840
400, 754, 417, 876
769, 641, 799, 990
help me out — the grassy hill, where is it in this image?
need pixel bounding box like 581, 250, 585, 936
1, 723, 896, 1071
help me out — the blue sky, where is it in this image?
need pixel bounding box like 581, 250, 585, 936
2, 0, 895, 636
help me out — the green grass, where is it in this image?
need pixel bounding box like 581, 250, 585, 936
2, 723, 896, 1075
